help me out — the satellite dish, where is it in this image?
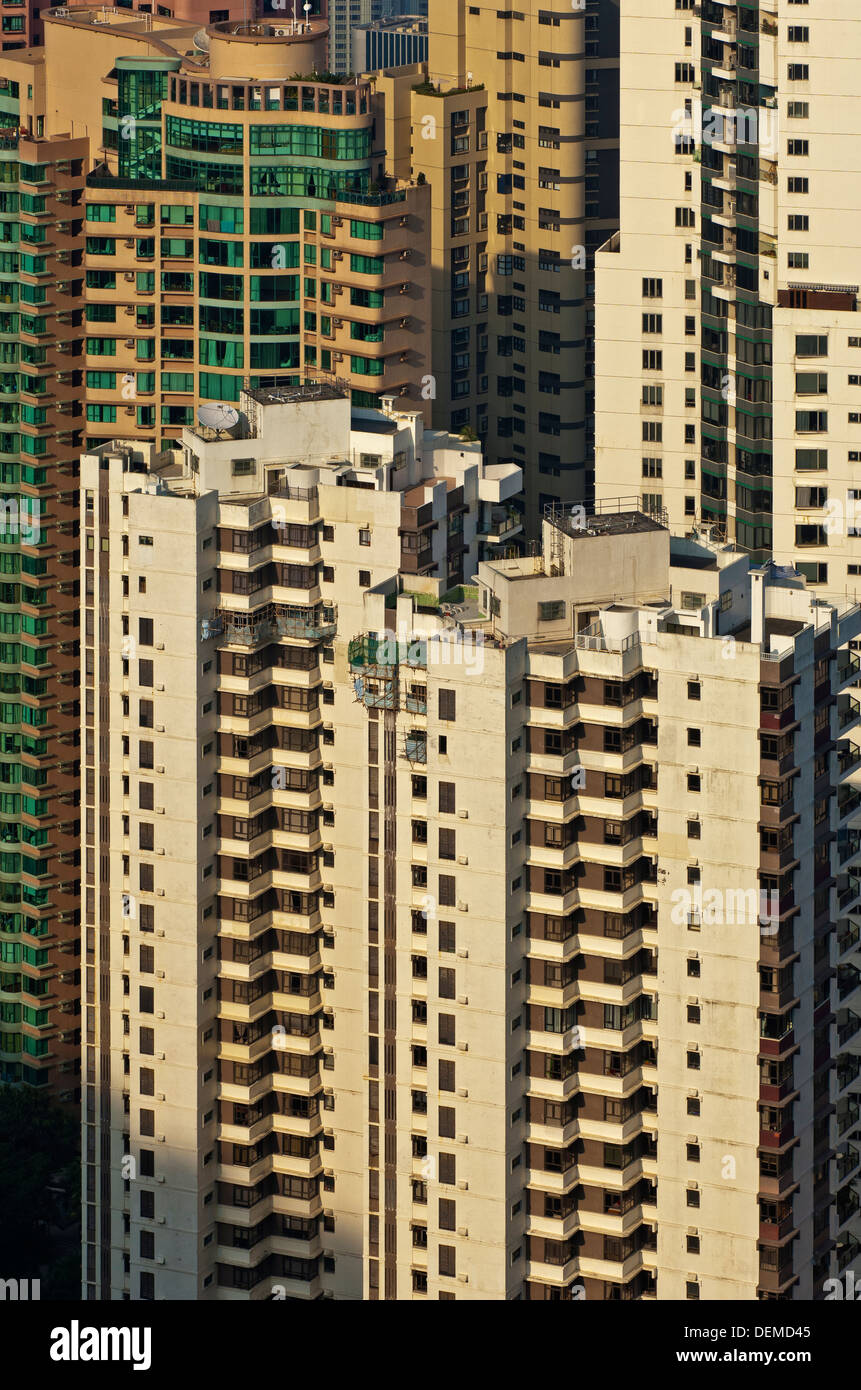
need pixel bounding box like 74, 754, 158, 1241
197, 402, 239, 432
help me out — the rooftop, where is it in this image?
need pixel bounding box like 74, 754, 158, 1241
246, 381, 348, 409
545, 504, 666, 541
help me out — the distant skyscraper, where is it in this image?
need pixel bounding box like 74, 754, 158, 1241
327, 0, 385, 74
407, 0, 620, 527
353, 16, 427, 75
594, 0, 861, 593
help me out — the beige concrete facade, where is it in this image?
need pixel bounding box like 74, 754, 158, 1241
81, 377, 861, 1295
385, 0, 620, 525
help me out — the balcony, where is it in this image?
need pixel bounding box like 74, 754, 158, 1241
479, 504, 523, 545
207, 604, 336, 646
836, 1144, 860, 1186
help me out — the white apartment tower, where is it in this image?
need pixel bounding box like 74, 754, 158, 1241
594, 0, 861, 596
81, 375, 861, 1297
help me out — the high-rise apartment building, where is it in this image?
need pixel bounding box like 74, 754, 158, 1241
594, 0, 861, 594
352, 15, 427, 75
81, 371, 861, 1296
0, 4, 431, 1099
327, 0, 384, 76
79, 382, 522, 1298
397, 0, 619, 524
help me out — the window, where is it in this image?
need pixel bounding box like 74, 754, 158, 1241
439, 689, 456, 722
796, 410, 827, 433
687, 773, 701, 792
439, 782, 456, 814
438, 967, 456, 1000
538, 600, 565, 622
796, 334, 827, 357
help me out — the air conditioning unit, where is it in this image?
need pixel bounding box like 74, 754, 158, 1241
125, 339, 135, 348
456, 996, 469, 1008
456, 901, 468, 912
124, 238, 135, 248
456, 855, 468, 865
456, 1086, 468, 1098
124, 272, 135, 283
155, 642, 164, 651
456, 948, 468, 959
456, 1226, 469, 1238
156, 765, 165, 774
156, 889, 165, 897
457, 1179, 468, 1191
156, 970, 165, 979
156, 807, 165, 815
456, 1041, 468, 1052
456, 1133, 468, 1145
